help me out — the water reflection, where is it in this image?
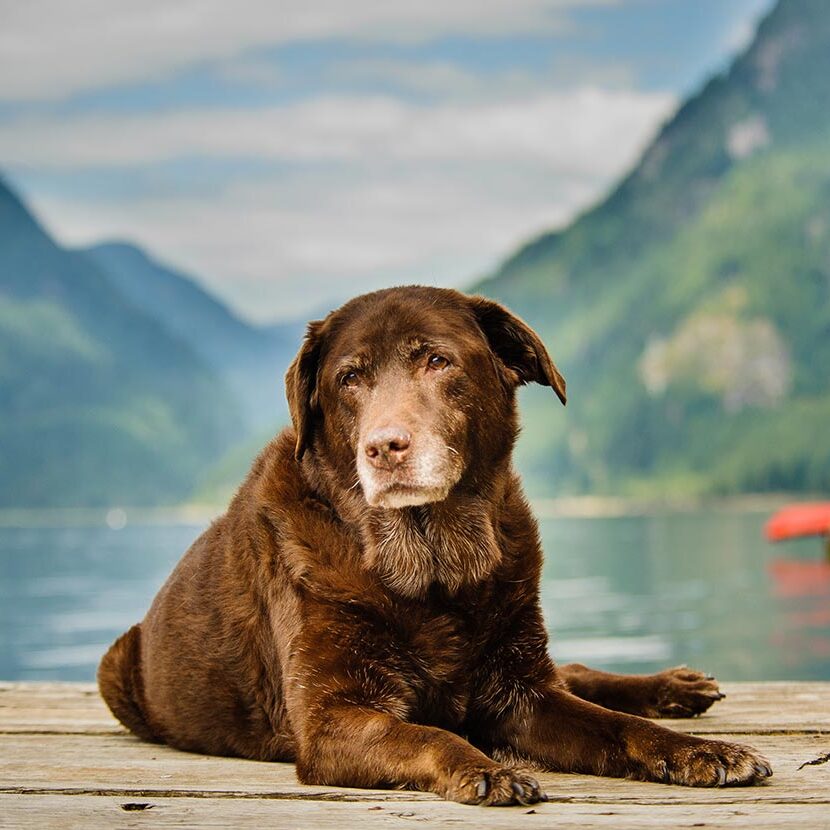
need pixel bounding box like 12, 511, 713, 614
0, 509, 827, 681
540, 511, 830, 679
0, 523, 199, 680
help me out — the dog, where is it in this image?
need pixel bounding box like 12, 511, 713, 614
99, 286, 772, 805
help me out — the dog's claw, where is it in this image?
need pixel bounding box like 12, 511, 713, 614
511, 781, 529, 804
476, 778, 488, 799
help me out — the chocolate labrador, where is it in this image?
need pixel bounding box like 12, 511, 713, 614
99, 286, 772, 805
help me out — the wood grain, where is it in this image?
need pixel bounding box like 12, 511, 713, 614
3, 792, 830, 830
1, 682, 828, 829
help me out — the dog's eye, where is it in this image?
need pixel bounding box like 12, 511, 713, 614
427, 354, 450, 371
341, 371, 360, 388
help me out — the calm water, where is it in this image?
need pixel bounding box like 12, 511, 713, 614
1, 509, 828, 681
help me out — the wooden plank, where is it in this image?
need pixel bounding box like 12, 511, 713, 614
3, 682, 829, 735
0, 683, 119, 735
1, 682, 828, 829
1, 732, 827, 806
671, 682, 830, 735
2, 791, 830, 830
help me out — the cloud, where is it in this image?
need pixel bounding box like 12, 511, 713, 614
0, 88, 674, 174
0, 0, 677, 322
31, 164, 596, 321
324, 55, 638, 100
0, 0, 617, 101
0, 0, 768, 328
212, 57, 283, 89
17, 84, 675, 321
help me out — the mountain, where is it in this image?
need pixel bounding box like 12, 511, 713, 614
476, 0, 830, 497
82, 243, 303, 429
0, 178, 242, 507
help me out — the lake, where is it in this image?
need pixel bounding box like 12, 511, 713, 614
1, 507, 828, 682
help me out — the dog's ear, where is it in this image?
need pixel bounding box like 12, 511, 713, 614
285, 320, 325, 460
468, 295, 566, 405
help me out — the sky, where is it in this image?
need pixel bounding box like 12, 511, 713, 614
0, 0, 774, 323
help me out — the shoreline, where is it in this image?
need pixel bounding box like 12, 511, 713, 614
0, 492, 818, 528
531, 492, 810, 519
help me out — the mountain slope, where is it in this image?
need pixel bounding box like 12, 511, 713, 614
476, 0, 830, 497
0, 178, 241, 507
82, 243, 303, 428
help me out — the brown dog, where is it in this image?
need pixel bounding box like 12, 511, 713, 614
99, 286, 772, 805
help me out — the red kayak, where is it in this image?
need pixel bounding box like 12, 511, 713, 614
765, 502, 830, 542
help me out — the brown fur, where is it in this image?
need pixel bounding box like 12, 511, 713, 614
99, 286, 772, 805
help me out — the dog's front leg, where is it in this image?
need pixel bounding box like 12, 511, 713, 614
294, 704, 545, 805
559, 662, 725, 717
283, 629, 545, 806
469, 600, 771, 787
492, 684, 772, 787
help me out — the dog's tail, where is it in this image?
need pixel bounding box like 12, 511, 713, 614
97, 624, 159, 743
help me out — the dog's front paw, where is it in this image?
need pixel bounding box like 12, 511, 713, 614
650, 738, 773, 787
446, 765, 547, 806
646, 666, 725, 718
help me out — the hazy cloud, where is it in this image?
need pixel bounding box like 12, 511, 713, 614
19, 84, 674, 321
2, 0, 763, 323
31, 165, 597, 320
0, 0, 616, 101
0, 88, 674, 172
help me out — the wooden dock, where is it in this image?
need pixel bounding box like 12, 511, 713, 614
1, 681, 828, 828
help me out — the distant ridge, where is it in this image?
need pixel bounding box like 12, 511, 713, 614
0, 177, 241, 507
83, 242, 303, 429
476, 0, 830, 497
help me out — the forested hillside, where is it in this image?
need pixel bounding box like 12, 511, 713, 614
477, 0, 830, 497
83, 242, 301, 430
0, 179, 241, 506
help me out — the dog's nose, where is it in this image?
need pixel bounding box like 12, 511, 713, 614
364, 426, 411, 467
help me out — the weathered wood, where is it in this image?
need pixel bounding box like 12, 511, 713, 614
3, 681, 829, 734
1, 682, 828, 829
1, 732, 828, 804
0, 683, 119, 734
676, 682, 830, 735
3, 792, 830, 830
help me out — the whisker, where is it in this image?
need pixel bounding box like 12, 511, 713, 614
445, 445, 459, 456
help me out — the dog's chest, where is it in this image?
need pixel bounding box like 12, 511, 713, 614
394, 605, 481, 729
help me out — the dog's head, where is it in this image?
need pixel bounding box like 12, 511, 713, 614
286, 286, 565, 509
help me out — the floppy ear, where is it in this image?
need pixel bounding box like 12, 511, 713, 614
468, 295, 566, 405
285, 320, 325, 460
